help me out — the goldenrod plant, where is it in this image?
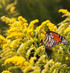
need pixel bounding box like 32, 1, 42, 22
0, 0, 18, 17
0, 9, 70, 73
0, 0, 19, 34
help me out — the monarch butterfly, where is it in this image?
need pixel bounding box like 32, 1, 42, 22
41, 29, 69, 56
44, 29, 68, 49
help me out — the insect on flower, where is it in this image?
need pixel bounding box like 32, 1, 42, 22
44, 29, 68, 49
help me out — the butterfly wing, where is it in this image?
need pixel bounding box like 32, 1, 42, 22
51, 32, 61, 45
60, 36, 68, 45
51, 32, 68, 45
44, 31, 68, 48
44, 33, 55, 48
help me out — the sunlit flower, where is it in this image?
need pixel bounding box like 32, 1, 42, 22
28, 19, 39, 30
7, 27, 19, 33
18, 16, 27, 23
58, 9, 69, 14
47, 22, 57, 31
35, 20, 50, 33
4, 56, 27, 67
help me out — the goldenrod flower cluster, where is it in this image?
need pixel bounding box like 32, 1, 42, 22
2, 70, 11, 73
0, 9, 70, 73
58, 9, 69, 14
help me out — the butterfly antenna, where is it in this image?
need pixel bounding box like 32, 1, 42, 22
48, 28, 50, 31
46, 28, 50, 34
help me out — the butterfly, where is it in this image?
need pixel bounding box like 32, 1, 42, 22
44, 29, 68, 49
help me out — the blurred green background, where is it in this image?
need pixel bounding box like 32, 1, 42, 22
0, 0, 70, 34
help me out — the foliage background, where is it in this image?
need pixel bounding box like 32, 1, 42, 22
0, 0, 70, 34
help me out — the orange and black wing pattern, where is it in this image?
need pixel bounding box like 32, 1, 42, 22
44, 29, 68, 48
51, 31, 68, 45
51, 32, 61, 45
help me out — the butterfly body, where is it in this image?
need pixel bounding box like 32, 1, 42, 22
44, 29, 68, 49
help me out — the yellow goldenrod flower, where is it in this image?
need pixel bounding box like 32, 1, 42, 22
35, 20, 50, 33
29, 57, 36, 65
58, 9, 69, 14
1, 16, 13, 24
47, 22, 57, 31
38, 32, 46, 40
4, 56, 29, 68
65, 57, 69, 60
42, 60, 54, 73
27, 29, 34, 37
18, 16, 27, 23
10, 6, 15, 13
7, 32, 24, 39
28, 19, 39, 30
2, 70, 11, 73
49, 62, 61, 73
0, 35, 6, 44
11, 18, 16, 22
35, 55, 46, 66
1, 48, 12, 57
26, 46, 36, 59
7, 27, 19, 33
34, 46, 45, 57
52, 69, 58, 73
64, 26, 70, 33
17, 40, 33, 56
10, 38, 22, 50
33, 67, 41, 73
33, 37, 38, 42
23, 66, 33, 73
